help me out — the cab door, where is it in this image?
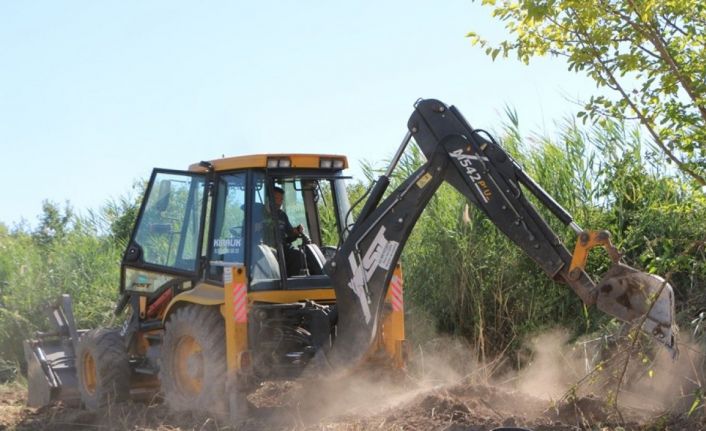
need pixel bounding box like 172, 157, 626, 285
121, 170, 208, 297
205, 171, 248, 281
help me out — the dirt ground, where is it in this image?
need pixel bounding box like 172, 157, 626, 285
1, 376, 703, 431
4, 332, 704, 430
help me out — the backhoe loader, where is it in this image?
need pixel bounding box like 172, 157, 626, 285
24, 99, 676, 417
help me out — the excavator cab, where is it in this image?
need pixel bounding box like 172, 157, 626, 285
120, 159, 351, 293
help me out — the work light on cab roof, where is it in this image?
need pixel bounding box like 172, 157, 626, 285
267, 157, 291, 168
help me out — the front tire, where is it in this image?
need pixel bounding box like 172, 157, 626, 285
160, 305, 227, 415
76, 328, 130, 409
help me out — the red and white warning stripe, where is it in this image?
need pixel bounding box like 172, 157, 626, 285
232, 282, 248, 323
389, 275, 404, 312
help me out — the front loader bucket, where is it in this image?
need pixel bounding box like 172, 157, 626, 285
595, 263, 677, 355
24, 338, 81, 407
24, 294, 83, 407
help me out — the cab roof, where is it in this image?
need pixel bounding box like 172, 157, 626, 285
188, 153, 349, 173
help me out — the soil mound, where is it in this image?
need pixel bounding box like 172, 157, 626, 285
2, 379, 704, 430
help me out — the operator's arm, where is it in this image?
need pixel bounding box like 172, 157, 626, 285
278, 210, 303, 243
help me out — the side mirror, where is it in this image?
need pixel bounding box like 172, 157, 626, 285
155, 180, 172, 212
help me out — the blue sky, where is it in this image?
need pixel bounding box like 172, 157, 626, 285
0, 1, 596, 228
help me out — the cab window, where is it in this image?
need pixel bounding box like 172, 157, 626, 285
132, 172, 205, 272
208, 173, 247, 279
250, 173, 281, 285
245, 171, 351, 288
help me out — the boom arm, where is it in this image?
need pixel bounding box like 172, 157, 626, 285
324, 99, 676, 369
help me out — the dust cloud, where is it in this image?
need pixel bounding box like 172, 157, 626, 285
7, 324, 704, 429
245, 336, 483, 427
511, 329, 587, 400
245, 328, 705, 429
619, 335, 705, 413
501, 328, 706, 417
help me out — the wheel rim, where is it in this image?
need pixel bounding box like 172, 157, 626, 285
82, 351, 97, 395
174, 335, 204, 395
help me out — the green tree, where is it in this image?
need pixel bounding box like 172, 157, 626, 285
32, 200, 73, 248
468, 0, 706, 185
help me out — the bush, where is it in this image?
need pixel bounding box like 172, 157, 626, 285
0, 198, 137, 364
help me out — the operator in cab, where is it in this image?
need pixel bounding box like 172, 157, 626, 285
272, 186, 305, 276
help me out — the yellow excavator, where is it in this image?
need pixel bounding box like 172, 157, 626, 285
24, 99, 676, 417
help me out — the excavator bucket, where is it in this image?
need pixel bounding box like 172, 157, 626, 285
595, 263, 677, 355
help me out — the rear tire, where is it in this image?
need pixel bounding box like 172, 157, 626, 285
160, 305, 227, 416
76, 328, 130, 409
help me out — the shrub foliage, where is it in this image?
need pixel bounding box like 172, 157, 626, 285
0, 117, 703, 368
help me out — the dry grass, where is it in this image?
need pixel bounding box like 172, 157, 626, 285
0, 381, 26, 429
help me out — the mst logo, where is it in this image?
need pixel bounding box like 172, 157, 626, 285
449, 148, 493, 203
347, 226, 399, 324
